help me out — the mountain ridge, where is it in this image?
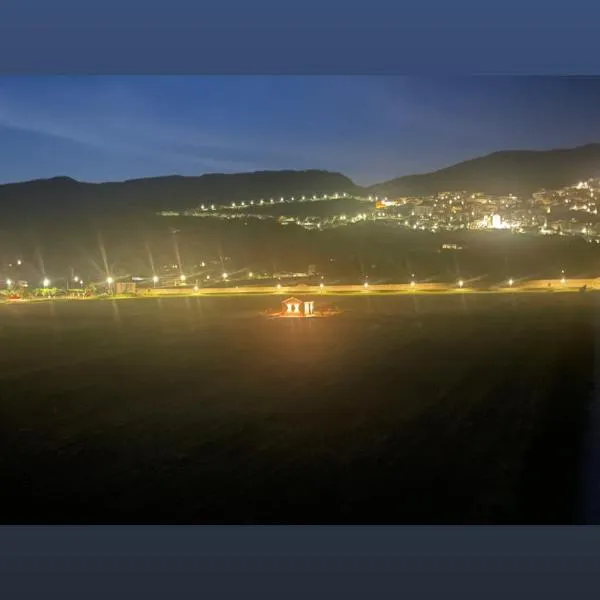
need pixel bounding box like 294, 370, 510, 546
3, 144, 600, 224
369, 143, 600, 197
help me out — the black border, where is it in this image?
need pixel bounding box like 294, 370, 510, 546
2, 526, 600, 597
1, 0, 600, 73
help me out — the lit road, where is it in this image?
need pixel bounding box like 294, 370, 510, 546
2, 278, 599, 304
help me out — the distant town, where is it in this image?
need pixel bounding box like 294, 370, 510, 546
7, 174, 600, 297
157, 178, 600, 243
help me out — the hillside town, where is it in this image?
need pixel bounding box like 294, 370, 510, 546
157, 178, 600, 242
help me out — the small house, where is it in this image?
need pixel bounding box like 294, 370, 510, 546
281, 296, 314, 316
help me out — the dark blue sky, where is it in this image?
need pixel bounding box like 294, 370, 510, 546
2, 76, 600, 186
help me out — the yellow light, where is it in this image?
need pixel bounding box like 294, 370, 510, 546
6, 279, 12, 286
206, 275, 211, 280
561, 277, 567, 284
508, 278, 514, 286
410, 280, 415, 287
106, 276, 114, 285
180, 274, 186, 282
320, 282, 324, 288
458, 280, 464, 288
222, 273, 228, 279
193, 285, 199, 292
249, 272, 254, 278
152, 275, 159, 283
277, 283, 281, 289
364, 281, 369, 288
42, 278, 50, 288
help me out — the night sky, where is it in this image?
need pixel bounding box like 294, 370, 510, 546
2, 76, 600, 186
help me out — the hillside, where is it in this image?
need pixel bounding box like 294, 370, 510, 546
5, 144, 600, 228
370, 143, 600, 198
0, 170, 363, 225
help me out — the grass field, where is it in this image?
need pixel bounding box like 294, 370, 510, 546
0, 293, 596, 523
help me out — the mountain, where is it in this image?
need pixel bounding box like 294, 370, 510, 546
4, 143, 600, 228
369, 143, 600, 198
0, 169, 362, 225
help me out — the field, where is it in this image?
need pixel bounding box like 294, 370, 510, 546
0, 293, 597, 524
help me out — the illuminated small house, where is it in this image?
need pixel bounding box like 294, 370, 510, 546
281, 296, 314, 317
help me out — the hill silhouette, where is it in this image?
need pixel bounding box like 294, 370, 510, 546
0, 170, 362, 226
4, 144, 600, 228
369, 143, 600, 198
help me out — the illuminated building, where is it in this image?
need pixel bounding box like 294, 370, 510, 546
281, 296, 314, 316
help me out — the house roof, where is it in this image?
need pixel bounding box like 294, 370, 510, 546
282, 296, 303, 304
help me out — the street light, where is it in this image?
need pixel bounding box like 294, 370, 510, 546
508, 278, 514, 287
42, 277, 50, 288
249, 272, 254, 278
458, 279, 464, 288
222, 273, 228, 280
180, 274, 186, 282
364, 281, 369, 288
6, 279, 12, 288
106, 276, 114, 285
74, 276, 79, 283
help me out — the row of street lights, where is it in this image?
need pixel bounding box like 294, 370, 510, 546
0, 270, 571, 291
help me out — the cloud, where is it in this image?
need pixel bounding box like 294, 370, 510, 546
0, 77, 386, 176
0, 82, 267, 173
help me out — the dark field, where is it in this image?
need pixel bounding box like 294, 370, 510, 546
0, 293, 597, 524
